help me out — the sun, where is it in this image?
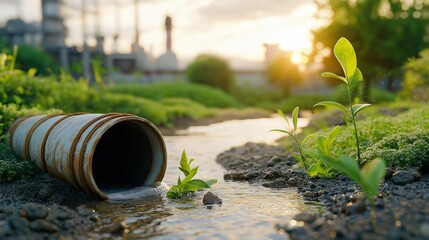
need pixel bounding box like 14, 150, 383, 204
291, 52, 309, 65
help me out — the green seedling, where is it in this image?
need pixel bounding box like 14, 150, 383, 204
271, 107, 311, 170
272, 107, 334, 176
167, 150, 217, 199
305, 124, 385, 216
317, 37, 371, 161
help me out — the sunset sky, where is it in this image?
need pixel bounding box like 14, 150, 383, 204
0, 0, 322, 64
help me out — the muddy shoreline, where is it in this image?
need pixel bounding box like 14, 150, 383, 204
216, 142, 429, 240
0, 110, 272, 239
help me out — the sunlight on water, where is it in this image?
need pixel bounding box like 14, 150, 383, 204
88, 116, 316, 239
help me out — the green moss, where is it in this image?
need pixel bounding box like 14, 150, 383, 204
361, 132, 429, 169
0, 142, 39, 182
286, 104, 429, 170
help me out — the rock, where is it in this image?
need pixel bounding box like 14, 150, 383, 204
20, 203, 50, 220
30, 219, 59, 233
8, 216, 29, 232
287, 177, 298, 187
303, 191, 314, 198
266, 160, 276, 167
294, 212, 317, 223
76, 205, 95, 217
420, 222, 429, 238
37, 187, 52, 201
392, 170, 416, 185
106, 221, 127, 234
267, 156, 282, 167
385, 167, 395, 179
263, 170, 282, 179
203, 191, 222, 205
0, 220, 11, 237
345, 198, 367, 214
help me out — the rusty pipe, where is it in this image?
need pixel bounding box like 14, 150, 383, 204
8, 113, 167, 200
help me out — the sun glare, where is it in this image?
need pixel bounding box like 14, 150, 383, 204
291, 52, 309, 65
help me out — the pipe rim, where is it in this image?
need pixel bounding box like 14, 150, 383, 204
80, 115, 167, 200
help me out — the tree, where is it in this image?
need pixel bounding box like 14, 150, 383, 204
186, 54, 235, 92
0, 42, 60, 75
311, 0, 429, 98
266, 54, 304, 96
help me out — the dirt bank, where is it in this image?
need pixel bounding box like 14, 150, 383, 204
216, 142, 429, 239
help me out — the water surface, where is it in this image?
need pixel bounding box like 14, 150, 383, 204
88, 116, 316, 239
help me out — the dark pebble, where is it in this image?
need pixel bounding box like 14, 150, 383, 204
76, 205, 95, 217
288, 177, 298, 187
263, 170, 282, 179
203, 191, 222, 205
37, 187, 52, 201
106, 221, 127, 234
385, 167, 395, 179
8, 216, 28, 232
392, 170, 416, 185
20, 203, 50, 220
294, 212, 316, 223
30, 219, 59, 233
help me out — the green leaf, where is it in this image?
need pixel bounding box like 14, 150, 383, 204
321, 72, 348, 84
307, 160, 322, 177
187, 179, 211, 189
314, 101, 351, 118
27, 68, 37, 77
316, 136, 329, 156
167, 191, 179, 199
180, 151, 190, 172
361, 158, 386, 199
205, 179, 218, 186
334, 37, 357, 80
327, 126, 341, 149
351, 103, 371, 117
349, 68, 363, 91
181, 182, 202, 192
270, 129, 294, 138
321, 155, 362, 185
178, 167, 189, 176
301, 134, 317, 146
181, 169, 197, 185
292, 106, 299, 130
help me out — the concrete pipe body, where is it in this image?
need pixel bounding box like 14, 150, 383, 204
8, 113, 167, 200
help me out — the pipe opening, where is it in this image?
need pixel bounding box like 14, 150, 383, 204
92, 120, 153, 191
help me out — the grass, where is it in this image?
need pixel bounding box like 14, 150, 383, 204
107, 82, 240, 108
283, 103, 429, 171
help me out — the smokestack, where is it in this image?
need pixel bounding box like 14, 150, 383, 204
165, 15, 172, 51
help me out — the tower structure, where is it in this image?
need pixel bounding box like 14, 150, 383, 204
155, 15, 177, 71
41, 0, 66, 49
165, 15, 172, 51
41, 0, 68, 69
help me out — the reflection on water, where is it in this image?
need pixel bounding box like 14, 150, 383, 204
88, 117, 316, 239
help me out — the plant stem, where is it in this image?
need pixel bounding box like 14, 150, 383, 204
293, 135, 309, 170
347, 87, 361, 161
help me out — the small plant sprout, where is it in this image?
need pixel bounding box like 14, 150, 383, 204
271, 107, 310, 170
167, 150, 217, 199
317, 37, 371, 161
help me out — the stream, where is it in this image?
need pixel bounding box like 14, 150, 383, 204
87, 116, 318, 239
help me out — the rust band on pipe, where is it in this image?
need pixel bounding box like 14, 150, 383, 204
9, 113, 167, 200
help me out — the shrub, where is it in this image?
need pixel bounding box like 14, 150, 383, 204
362, 132, 429, 169
266, 54, 303, 96
107, 82, 239, 108
0, 42, 59, 75
401, 48, 429, 101
186, 54, 235, 92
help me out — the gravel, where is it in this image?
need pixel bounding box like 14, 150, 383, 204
216, 142, 429, 240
